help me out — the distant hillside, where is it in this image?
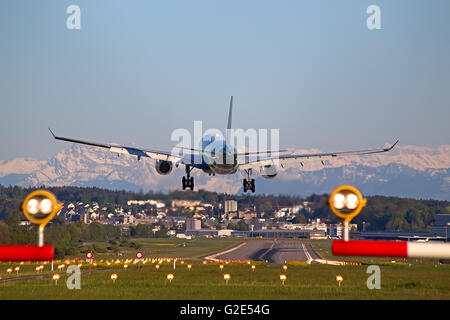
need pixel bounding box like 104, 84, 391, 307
0, 185, 448, 234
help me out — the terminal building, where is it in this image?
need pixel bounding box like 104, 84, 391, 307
185, 229, 325, 239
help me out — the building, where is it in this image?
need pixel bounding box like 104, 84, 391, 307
118, 225, 131, 236
186, 229, 321, 238
81, 212, 89, 224
186, 218, 201, 231
238, 211, 257, 220
171, 200, 201, 209
275, 205, 303, 218
309, 230, 327, 239
127, 199, 166, 208
328, 224, 343, 238
224, 200, 237, 214
249, 222, 267, 231
429, 214, 450, 239
123, 214, 136, 225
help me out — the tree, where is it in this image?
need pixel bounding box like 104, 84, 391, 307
134, 224, 152, 237
292, 215, 307, 224
0, 221, 11, 244
237, 220, 249, 231
6, 211, 20, 228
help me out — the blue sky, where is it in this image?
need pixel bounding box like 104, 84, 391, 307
0, 0, 449, 160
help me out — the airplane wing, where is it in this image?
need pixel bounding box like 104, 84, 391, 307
238, 140, 399, 170
49, 128, 187, 164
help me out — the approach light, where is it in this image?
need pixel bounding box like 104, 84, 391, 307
336, 275, 343, 287
111, 273, 118, 283
328, 185, 366, 221
187, 264, 192, 270
21, 190, 63, 247
167, 273, 174, 283
280, 274, 287, 285
329, 185, 366, 241
251, 265, 256, 271
282, 265, 287, 271
26, 199, 39, 215
332, 193, 345, 210
223, 273, 230, 285
22, 190, 62, 226
53, 274, 60, 285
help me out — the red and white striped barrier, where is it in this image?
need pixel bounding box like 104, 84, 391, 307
0, 245, 54, 261
332, 240, 450, 259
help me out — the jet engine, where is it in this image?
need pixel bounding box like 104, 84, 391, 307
259, 164, 278, 179
155, 160, 173, 175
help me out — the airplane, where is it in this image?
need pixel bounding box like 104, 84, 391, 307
49, 96, 398, 193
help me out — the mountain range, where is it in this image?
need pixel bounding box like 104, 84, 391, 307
0, 143, 448, 200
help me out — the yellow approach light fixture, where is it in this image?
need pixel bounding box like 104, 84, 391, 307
329, 185, 366, 241
21, 190, 63, 247
328, 185, 366, 222
22, 190, 63, 226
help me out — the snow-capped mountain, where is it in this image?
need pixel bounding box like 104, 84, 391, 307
0, 144, 449, 200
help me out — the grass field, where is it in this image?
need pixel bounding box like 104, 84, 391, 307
0, 239, 449, 300
1, 261, 449, 299
81, 237, 243, 260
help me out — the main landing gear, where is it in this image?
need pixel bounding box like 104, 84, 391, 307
243, 169, 255, 193
182, 165, 194, 190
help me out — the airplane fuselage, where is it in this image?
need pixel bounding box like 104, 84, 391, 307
198, 134, 238, 175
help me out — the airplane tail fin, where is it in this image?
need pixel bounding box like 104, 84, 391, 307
226, 96, 233, 146
227, 96, 233, 130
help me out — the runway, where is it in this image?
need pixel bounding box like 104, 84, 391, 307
213, 240, 321, 265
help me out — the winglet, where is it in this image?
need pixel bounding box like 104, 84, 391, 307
385, 139, 399, 151
48, 128, 56, 138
